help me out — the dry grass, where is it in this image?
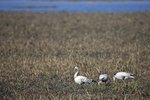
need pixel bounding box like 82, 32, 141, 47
0, 12, 150, 100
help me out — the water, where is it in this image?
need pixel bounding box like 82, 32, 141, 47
0, 0, 150, 13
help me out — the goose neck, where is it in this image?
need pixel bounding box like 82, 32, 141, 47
74, 70, 79, 79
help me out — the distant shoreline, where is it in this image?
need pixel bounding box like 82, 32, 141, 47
1, 1, 150, 13
1, 0, 150, 1
29, 0, 150, 1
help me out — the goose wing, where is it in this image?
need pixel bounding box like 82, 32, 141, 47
118, 72, 134, 76
75, 76, 90, 84
80, 76, 93, 83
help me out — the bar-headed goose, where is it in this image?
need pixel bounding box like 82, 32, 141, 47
74, 66, 96, 84
98, 74, 109, 85
113, 72, 135, 81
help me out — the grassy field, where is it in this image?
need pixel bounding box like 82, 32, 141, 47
0, 12, 150, 100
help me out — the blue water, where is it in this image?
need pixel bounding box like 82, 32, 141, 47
0, 0, 150, 13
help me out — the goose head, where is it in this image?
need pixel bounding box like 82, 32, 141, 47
74, 66, 79, 71
74, 66, 79, 79
113, 73, 116, 81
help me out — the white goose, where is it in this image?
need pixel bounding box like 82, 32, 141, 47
98, 74, 109, 85
113, 72, 135, 81
74, 66, 96, 84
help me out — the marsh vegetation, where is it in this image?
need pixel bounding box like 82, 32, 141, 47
0, 12, 150, 99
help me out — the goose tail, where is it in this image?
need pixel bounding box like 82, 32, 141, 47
87, 79, 97, 83
130, 73, 134, 76
129, 73, 135, 79
130, 76, 135, 79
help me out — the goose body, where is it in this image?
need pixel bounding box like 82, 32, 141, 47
98, 74, 109, 84
74, 66, 96, 84
113, 72, 135, 81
